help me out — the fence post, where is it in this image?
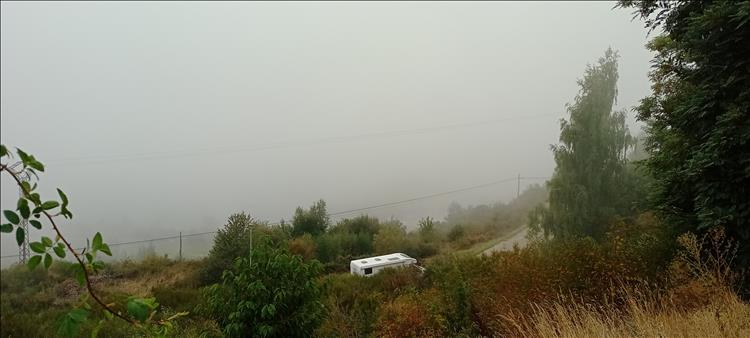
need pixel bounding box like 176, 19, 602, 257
179, 232, 182, 261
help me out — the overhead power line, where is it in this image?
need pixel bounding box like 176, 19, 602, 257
46, 113, 559, 166
0, 175, 548, 259
327, 177, 520, 217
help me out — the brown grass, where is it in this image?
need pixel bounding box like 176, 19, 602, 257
514, 288, 750, 338
97, 256, 202, 297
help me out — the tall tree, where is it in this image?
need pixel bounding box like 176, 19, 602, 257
292, 199, 330, 237
618, 1, 750, 265
530, 49, 635, 240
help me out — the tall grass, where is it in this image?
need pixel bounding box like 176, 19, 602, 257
512, 227, 750, 338
517, 289, 750, 338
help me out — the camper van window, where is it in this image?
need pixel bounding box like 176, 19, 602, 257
364, 268, 372, 275
388, 257, 399, 261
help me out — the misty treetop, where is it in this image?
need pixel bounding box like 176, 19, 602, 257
530, 48, 638, 240
292, 199, 330, 237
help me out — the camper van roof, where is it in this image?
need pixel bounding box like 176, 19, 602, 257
351, 253, 415, 268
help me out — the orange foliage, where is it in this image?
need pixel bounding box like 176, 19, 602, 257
375, 292, 445, 338
289, 234, 316, 260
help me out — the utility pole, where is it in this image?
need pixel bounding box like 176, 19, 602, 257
179, 232, 182, 261
517, 173, 521, 198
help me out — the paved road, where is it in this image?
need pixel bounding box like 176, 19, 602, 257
481, 227, 529, 255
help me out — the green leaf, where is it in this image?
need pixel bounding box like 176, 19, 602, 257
30, 242, 46, 254
16, 148, 44, 172
21, 181, 32, 193
92, 232, 103, 251
0, 144, 7, 157
61, 207, 74, 219
30, 220, 42, 229
262, 304, 276, 318
27, 255, 42, 270
16, 227, 25, 246
68, 308, 88, 322
41, 201, 59, 210
57, 188, 69, 207
92, 260, 105, 272
74, 265, 86, 286
44, 253, 53, 269
85, 252, 94, 263
17, 198, 30, 219
28, 193, 41, 205
99, 244, 112, 256
127, 298, 152, 322
57, 308, 88, 337
91, 319, 105, 338
3, 210, 20, 225
41, 236, 53, 247
0, 223, 12, 233
54, 245, 66, 258
28, 160, 44, 172
16, 148, 31, 166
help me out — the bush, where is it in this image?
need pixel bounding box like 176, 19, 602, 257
374, 292, 446, 338
289, 233, 317, 260
151, 286, 202, 313
373, 222, 409, 254
292, 199, 329, 237
200, 212, 258, 285
317, 273, 382, 337
203, 240, 326, 337
447, 224, 465, 242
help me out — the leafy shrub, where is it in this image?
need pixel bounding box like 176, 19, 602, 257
200, 212, 257, 285
373, 222, 409, 254
447, 224, 465, 242
426, 256, 480, 336
289, 233, 317, 260
292, 199, 329, 237
151, 286, 202, 313
203, 240, 325, 337
317, 273, 382, 337
316, 231, 373, 263
374, 292, 446, 338
403, 240, 438, 259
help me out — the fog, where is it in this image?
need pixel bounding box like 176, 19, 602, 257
1, 2, 651, 262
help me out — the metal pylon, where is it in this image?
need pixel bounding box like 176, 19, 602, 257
9, 162, 31, 264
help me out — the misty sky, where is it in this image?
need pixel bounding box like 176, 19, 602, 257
1, 2, 653, 260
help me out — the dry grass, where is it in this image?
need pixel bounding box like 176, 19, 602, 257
97, 256, 202, 297
514, 288, 750, 338
513, 228, 750, 338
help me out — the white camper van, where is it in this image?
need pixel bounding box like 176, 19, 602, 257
350, 253, 417, 276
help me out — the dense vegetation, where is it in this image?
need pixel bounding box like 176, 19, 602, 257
2, 0, 749, 337
620, 0, 750, 270
529, 49, 640, 240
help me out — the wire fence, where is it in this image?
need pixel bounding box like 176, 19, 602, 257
0, 230, 219, 267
